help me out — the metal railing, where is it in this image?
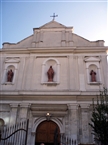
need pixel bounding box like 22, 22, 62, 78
60, 134, 77, 145
0, 119, 29, 145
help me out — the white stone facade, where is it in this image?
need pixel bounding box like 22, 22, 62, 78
0, 20, 108, 145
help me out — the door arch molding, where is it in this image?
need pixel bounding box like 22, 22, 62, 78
32, 117, 64, 134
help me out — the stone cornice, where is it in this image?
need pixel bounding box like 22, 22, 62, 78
0, 90, 101, 103
0, 46, 107, 54
0, 90, 101, 96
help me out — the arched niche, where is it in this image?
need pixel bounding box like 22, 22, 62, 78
89, 64, 98, 82
84, 56, 101, 84
88, 64, 101, 84
2, 57, 20, 85
41, 58, 60, 84
2, 65, 16, 84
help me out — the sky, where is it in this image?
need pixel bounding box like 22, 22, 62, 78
0, 0, 108, 48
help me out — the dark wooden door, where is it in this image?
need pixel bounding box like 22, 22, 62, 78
36, 120, 60, 145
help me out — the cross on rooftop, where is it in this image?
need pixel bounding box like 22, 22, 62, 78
50, 13, 58, 21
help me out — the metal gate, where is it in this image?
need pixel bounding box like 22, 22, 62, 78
53, 127, 77, 145
0, 119, 29, 145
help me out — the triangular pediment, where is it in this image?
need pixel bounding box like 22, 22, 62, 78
84, 56, 101, 62
40, 20, 66, 28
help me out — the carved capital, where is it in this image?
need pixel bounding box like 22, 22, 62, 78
10, 103, 19, 108
67, 103, 78, 110
20, 103, 31, 108
80, 104, 90, 109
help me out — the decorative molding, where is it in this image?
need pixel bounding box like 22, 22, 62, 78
5, 57, 20, 63
43, 57, 60, 65
84, 56, 101, 62
32, 117, 64, 133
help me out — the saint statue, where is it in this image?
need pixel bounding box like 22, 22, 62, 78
90, 70, 96, 82
7, 69, 14, 82
47, 66, 54, 82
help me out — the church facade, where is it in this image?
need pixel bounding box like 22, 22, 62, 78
0, 20, 108, 145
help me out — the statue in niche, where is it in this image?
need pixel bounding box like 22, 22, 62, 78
7, 69, 14, 82
47, 66, 54, 82
90, 70, 96, 82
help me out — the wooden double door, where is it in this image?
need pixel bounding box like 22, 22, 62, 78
35, 120, 60, 145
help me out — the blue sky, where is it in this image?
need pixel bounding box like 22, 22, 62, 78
0, 0, 108, 48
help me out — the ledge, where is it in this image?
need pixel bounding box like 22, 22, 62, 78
88, 82, 101, 85
41, 82, 59, 86
2, 82, 14, 85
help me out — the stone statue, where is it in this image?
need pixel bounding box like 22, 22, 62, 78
7, 69, 14, 82
90, 70, 96, 82
47, 66, 54, 82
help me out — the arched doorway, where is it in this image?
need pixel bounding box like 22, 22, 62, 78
35, 120, 60, 145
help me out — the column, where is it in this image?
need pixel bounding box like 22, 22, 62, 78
88, 105, 94, 143
67, 104, 78, 143
19, 103, 31, 121
10, 103, 18, 125
80, 104, 90, 143
77, 105, 82, 144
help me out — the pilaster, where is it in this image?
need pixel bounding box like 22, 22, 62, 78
16, 57, 25, 90
10, 103, 18, 124
25, 56, 35, 90
101, 55, 107, 87
80, 104, 90, 143
67, 104, 78, 143
78, 56, 86, 91
19, 103, 31, 121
